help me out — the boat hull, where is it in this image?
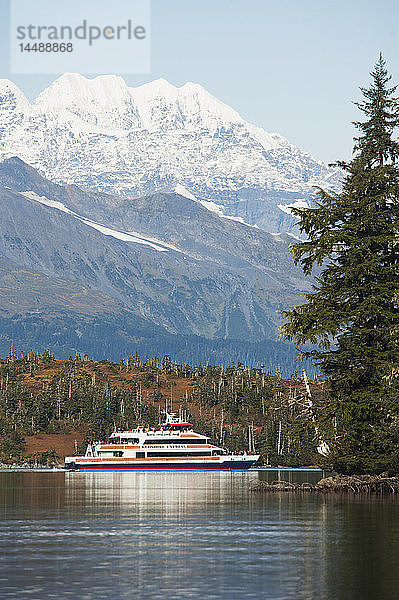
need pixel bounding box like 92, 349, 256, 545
65, 458, 257, 472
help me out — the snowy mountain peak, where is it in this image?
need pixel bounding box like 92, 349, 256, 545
131, 77, 242, 130
0, 73, 341, 233
29, 73, 242, 131
174, 183, 197, 202
35, 72, 132, 109
0, 79, 30, 139
39, 71, 129, 93
33, 72, 139, 130
178, 81, 243, 126
0, 78, 25, 95
134, 77, 178, 97
0, 79, 30, 109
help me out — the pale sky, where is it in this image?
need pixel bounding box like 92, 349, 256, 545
1, 0, 398, 164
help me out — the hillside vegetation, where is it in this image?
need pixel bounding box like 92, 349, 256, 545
0, 350, 325, 466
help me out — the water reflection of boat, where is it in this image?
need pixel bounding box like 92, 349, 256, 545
65, 412, 259, 471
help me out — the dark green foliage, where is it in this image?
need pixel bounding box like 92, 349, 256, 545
0, 312, 313, 377
0, 430, 26, 462
0, 351, 324, 465
281, 56, 399, 474
187, 364, 324, 466
24, 450, 59, 467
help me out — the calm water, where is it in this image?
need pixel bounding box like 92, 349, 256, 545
0, 470, 398, 600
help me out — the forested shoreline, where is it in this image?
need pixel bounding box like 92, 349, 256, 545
0, 350, 326, 467
1, 59, 398, 478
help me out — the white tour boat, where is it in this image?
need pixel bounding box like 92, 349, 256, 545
65, 412, 259, 471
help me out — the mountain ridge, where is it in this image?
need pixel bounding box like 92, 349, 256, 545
0, 157, 311, 367
0, 74, 341, 233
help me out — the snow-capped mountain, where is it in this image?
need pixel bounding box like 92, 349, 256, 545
0, 80, 30, 135
0, 157, 311, 367
0, 73, 341, 232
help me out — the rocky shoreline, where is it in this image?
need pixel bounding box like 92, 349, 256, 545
250, 475, 399, 494
0, 461, 60, 470
2, 467, 399, 493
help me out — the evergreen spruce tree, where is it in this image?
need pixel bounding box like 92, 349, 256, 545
281, 55, 399, 474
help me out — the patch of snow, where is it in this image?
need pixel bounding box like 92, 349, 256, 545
284, 232, 303, 242
277, 199, 310, 216
82, 220, 169, 251
21, 191, 72, 214
223, 215, 247, 224
125, 231, 182, 254
174, 184, 197, 202
20, 191, 173, 252
269, 233, 284, 242
198, 199, 225, 217
184, 191, 259, 230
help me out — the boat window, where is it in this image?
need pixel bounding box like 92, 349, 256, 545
136, 452, 145, 458
113, 451, 123, 457
143, 439, 181, 445
121, 438, 139, 444
143, 438, 207, 445
147, 451, 211, 457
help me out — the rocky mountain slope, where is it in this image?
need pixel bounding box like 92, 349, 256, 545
0, 158, 311, 368
0, 74, 341, 233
